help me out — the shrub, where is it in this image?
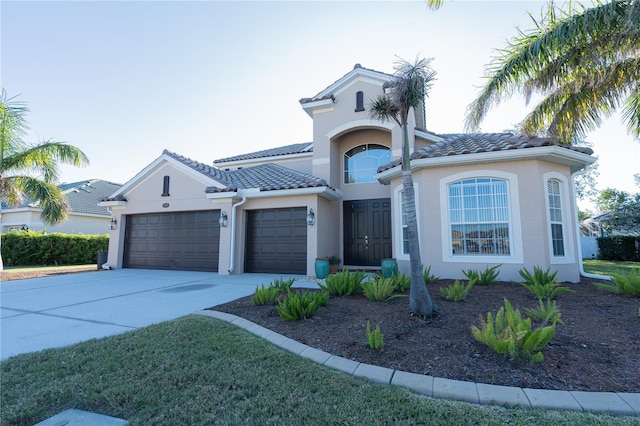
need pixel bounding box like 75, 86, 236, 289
439, 279, 473, 302
271, 277, 294, 293
422, 265, 439, 284
393, 273, 412, 292
597, 236, 640, 261
365, 321, 384, 350
252, 284, 280, 305
276, 290, 328, 321
518, 266, 575, 300
524, 299, 564, 325
1, 230, 109, 266
471, 298, 556, 363
463, 264, 502, 286
594, 268, 640, 297
318, 270, 364, 296
361, 277, 397, 302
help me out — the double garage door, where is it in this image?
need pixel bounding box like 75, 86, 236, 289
124, 211, 220, 272
123, 207, 307, 274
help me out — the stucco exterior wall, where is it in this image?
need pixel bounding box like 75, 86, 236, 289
106, 162, 220, 268
391, 159, 582, 282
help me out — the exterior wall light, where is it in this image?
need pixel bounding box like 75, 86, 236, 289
109, 218, 117, 230
306, 208, 315, 226
219, 211, 228, 227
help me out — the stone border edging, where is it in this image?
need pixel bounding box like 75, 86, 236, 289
196, 310, 639, 417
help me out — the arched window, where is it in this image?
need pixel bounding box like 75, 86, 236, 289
343, 144, 391, 184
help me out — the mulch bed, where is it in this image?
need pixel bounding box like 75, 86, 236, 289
211, 277, 639, 393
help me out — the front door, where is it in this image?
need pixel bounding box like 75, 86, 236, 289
343, 198, 392, 266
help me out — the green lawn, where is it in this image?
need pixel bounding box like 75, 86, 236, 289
1, 316, 637, 425
583, 259, 639, 277
1, 264, 95, 273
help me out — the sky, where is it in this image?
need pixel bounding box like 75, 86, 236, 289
2, 0, 638, 212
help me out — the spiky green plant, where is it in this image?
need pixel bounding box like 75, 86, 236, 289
271, 277, 294, 293
393, 273, 412, 292
361, 277, 398, 302
365, 321, 385, 350
275, 290, 329, 321
439, 279, 474, 302
318, 269, 364, 296
518, 266, 575, 300
524, 299, 564, 325
464, 264, 502, 286
422, 265, 439, 284
252, 284, 280, 305
594, 268, 640, 297
471, 298, 556, 363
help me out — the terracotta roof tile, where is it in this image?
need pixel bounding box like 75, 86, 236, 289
205, 163, 330, 194
378, 133, 594, 172
214, 143, 313, 164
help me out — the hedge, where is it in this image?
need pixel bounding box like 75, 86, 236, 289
597, 236, 640, 262
1, 231, 109, 267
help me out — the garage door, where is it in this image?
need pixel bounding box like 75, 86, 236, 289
245, 207, 307, 274
124, 210, 220, 272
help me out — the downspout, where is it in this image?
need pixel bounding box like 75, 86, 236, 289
227, 195, 248, 273
572, 170, 611, 281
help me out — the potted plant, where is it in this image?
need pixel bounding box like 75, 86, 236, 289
315, 258, 330, 279
328, 256, 341, 274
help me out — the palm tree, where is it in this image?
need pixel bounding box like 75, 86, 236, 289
1, 90, 89, 269
370, 57, 438, 316
465, 0, 640, 143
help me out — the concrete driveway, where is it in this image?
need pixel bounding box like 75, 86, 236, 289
1, 269, 316, 361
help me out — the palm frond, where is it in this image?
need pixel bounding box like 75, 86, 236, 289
465, 0, 640, 139
10, 175, 69, 225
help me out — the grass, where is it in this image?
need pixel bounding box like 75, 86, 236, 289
2, 316, 638, 425
582, 259, 639, 277
1, 264, 95, 273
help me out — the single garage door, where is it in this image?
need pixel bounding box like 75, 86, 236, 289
124, 210, 220, 272
245, 207, 307, 274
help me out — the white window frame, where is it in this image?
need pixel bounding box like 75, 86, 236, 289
440, 170, 523, 264
543, 172, 574, 264
393, 183, 420, 261
343, 144, 391, 185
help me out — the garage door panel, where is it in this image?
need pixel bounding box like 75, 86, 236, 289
245, 208, 307, 274
124, 211, 220, 272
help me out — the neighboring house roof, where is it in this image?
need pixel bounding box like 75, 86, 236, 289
377, 133, 594, 172
2, 179, 121, 217
214, 143, 313, 164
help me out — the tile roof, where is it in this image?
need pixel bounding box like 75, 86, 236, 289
206, 163, 330, 194
164, 150, 232, 184
378, 133, 594, 172
2, 179, 122, 216
214, 143, 313, 164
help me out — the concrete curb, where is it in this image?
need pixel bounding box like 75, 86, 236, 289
197, 310, 640, 417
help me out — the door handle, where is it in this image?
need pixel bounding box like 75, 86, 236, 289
365, 235, 368, 248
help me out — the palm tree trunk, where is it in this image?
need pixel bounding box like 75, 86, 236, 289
401, 124, 437, 316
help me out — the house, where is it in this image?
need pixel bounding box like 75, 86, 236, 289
99, 64, 595, 282
1, 179, 122, 234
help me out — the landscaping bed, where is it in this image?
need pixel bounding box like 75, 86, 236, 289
212, 277, 639, 393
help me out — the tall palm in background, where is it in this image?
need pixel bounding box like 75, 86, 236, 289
370, 57, 438, 316
465, 0, 640, 143
0, 90, 89, 269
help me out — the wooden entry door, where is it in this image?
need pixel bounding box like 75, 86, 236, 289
343, 198, 392, 266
